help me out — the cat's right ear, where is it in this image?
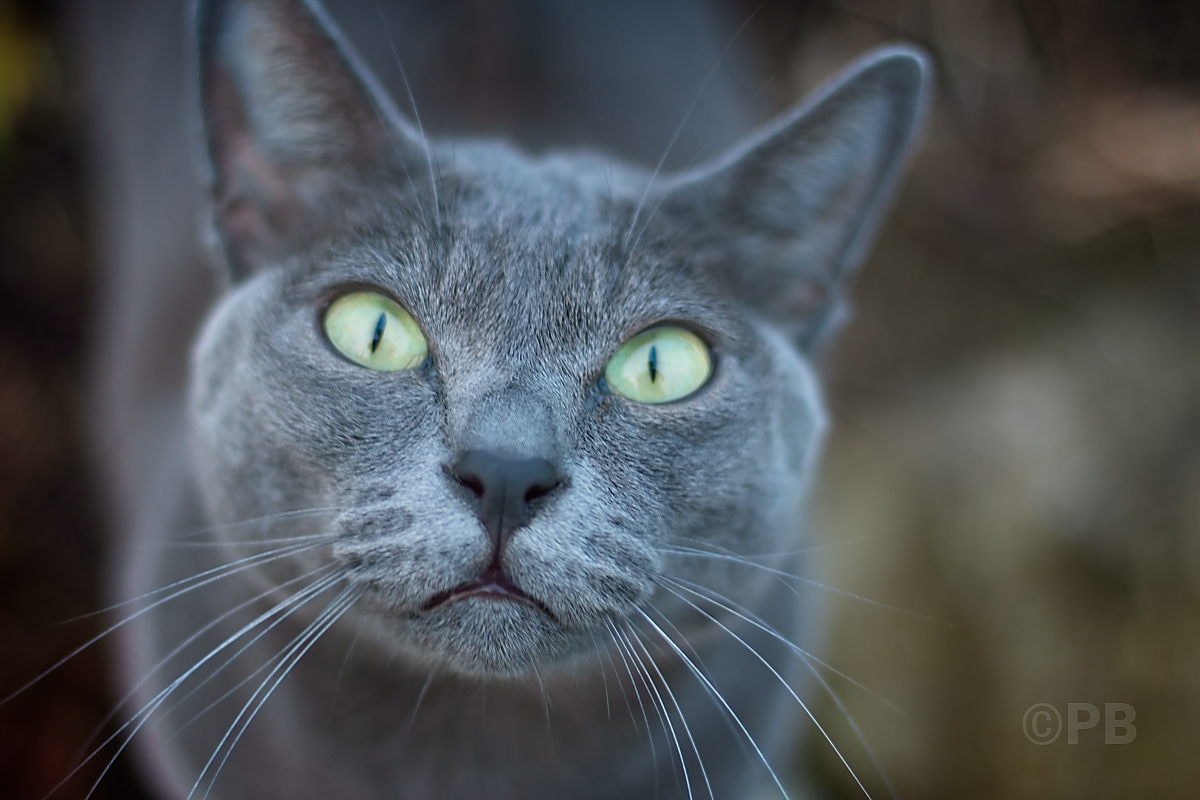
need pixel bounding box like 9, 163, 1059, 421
196, 0, 431, 279
658, 47, 931, 351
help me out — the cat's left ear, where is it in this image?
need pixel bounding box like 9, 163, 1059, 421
661, 47, 932, 350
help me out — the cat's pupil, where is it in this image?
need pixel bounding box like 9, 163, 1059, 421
648, 345, 658, 383
370, 313, 387, 354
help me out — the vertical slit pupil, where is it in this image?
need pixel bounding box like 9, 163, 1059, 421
370, 312, 387, 353
648, 345, 658, 383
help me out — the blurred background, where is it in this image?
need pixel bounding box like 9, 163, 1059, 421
0, 0, 1196, 797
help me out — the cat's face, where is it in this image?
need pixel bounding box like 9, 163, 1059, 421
190, 147, 824, 675
190, 0, 928, 678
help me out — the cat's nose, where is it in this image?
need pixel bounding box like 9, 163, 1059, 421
450, 450, 562, 553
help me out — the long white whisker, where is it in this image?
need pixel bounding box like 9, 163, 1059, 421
661, 545, 947, 624
165, 532, 339, 549
531, 665, 552, 730
72, 563, 338, 765
351, 6, 429, 230
405, 666, 439, 733
615, 623, 693, 800
623, 3, 765, 246
4, 539, 338, 705
69, 568, 349, 800
169, 507, 341, 542
663, 577, 899, 799
624, 621, 715, 800
664, 576, 902, 714
798, 664, 898, 800
599, 636, 641, 735
376, 0, 440, 228
662, 536, 854, 561
634, 607, 791, 800
648, 589, 871, 799
642, 598, 767, 758
604, 619, 660, 783
589, 634, 612, 721
194, 588, 359, 798
203, 588, 362, 797
329, 620, 364, 716
162, 573, 360, 740
194, 586, 362, 799
58, 537, 339, 625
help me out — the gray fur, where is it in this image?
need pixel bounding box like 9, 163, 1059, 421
80, 0, 929, 797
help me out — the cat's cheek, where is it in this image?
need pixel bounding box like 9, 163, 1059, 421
189, 274, 305, 510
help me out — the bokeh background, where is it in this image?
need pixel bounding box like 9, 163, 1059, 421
0, 0, 1196, 797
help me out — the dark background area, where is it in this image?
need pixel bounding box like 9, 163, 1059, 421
0, 1, 144, 797
0, 0, 1197, 798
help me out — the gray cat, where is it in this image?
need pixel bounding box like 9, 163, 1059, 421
75, 0, 929, 797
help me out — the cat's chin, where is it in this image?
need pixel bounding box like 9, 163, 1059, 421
398, 594, 589, 678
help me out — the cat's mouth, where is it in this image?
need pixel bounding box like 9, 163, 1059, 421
422, 566, 554, 619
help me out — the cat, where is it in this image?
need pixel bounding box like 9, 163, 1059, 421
73, 0, 929, 797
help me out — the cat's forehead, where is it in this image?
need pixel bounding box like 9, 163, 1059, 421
318, 228, 730, 365
288, 149, 742, 366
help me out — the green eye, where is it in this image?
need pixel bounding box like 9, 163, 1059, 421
323, 291, 428, 371
604, 326, 713, 404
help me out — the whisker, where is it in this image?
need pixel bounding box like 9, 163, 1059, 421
647, 589, 871, 799
202, 587, 362, 797
193, 586, 363, 799
662, 535, 859, 561
634, 606, 791, 800
663, 576, 902, 714
531, 666, 552, 730
356, 27, 429, 230
598, 636, 641, 736
405, 666, 439, 733
63, 568, 350, 800
5, 538, 339, 704
71, 563, 339, 766
162, 572, 359, 741
329, 621, 364, 716
661, 577, 901, 799
624, 622, 715, 800
639, 600, 768, 759
614, 623, 692, 800
604, 619, 660, 786
799, 667, 898, 800
623, 2, 765, 247
660, 544, 948, 625
376, 0, 441, 228
589, 634, 612, 721
164, 532, 339, 549
169, 507, 341, 542
57, 537, 339, 625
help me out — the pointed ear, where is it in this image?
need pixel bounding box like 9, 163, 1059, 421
196, 0, 426, 277
663, 47, 932, 349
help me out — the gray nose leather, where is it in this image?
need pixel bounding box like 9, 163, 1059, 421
451, 450, 561, 555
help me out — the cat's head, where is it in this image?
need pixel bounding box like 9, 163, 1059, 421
188, 0, 929, 677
